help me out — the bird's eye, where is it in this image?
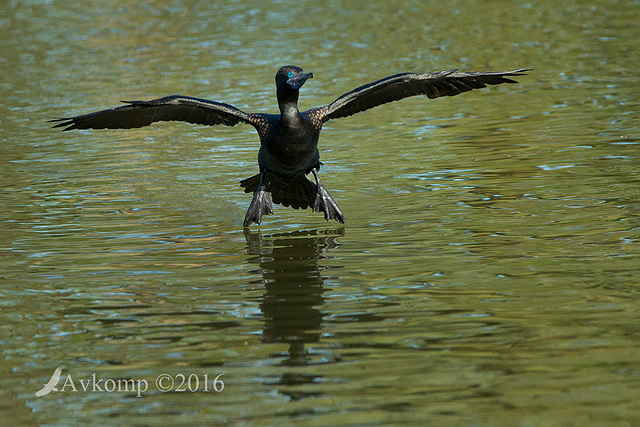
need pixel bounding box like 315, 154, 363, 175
287, 71, 294, 78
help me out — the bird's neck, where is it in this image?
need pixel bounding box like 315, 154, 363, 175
277, 89, 302, 125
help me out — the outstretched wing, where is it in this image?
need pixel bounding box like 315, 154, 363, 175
50, 95, 256, 131
309, 68, 530, 122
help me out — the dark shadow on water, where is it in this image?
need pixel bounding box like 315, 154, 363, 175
244, 227, 344, 400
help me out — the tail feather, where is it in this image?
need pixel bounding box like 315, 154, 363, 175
274, 183, 287, 207
240, 172, 316, 209
239, 174, 261, 194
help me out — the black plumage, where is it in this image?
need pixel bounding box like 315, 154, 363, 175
51, 65, 530, 227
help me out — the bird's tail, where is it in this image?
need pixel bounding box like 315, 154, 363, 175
240, 172, 316, 210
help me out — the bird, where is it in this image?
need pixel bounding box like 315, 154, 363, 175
51, 65, 530, 227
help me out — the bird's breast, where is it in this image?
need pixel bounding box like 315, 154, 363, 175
258, 128, 320, 179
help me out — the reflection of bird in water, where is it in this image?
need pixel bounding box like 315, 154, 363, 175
52, 66, 529, 226
244, 229, 343, 400
244, 229, 342, 362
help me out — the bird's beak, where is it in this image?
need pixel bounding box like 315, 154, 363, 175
287, 72, 314, 90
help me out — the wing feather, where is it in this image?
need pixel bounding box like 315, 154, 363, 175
310, 68, 530, 122
50, 95, 255, 131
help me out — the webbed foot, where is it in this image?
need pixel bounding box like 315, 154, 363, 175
311, 169, 345, 224
243, 172, 273, 227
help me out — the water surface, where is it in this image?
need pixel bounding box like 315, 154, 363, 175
1, 0, 639, 425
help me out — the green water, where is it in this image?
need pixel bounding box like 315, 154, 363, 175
2, 0, 639, 425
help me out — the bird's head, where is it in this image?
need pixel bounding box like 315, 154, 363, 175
276, 65, 314, 91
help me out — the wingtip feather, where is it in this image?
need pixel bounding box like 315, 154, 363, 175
48, 117, 75, 130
